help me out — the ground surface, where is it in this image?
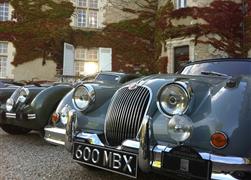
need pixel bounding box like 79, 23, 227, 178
0, 129, 167, 180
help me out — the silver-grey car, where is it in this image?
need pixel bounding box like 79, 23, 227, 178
66, 59, 251, 180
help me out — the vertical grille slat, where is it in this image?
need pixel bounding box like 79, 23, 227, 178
105, 86, 150, 146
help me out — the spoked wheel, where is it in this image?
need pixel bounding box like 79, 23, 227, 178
1, 124, 31, 135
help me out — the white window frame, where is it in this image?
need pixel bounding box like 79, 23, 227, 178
74, 48, 99, 75
166, 37, 195, 73
88, 0, 98, 9
0, 56, 7, 77
87, 48, 98, 61
76, 9, 87, 27
88, 10, 98, 28
0, 42, 8, 54
75, 48, 87, 60
74, 0, 99, 28
176, 0, 187, 9
76, 0, 87, 8
0, 2, 9, 21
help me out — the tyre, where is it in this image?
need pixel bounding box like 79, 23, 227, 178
1, 124, 31, 135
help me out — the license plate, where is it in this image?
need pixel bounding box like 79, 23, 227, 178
73, 142, 138, 178
162, 152, 212, 180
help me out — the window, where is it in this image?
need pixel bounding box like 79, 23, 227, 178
75, 61, 85, 75
89, 0, 98, 9
0, 2, 9, 21
75, 48, 99, 75
176, 0, 187, 9
89, 11, 98, 28
0, 42, 8, 54
76, 9, 87, 27
77, 0, 87, 7
75, 48, 87, 60
87, 48, 98, 60
174, 45, 189, 72
0, 56, 7, 77
74, 0, 98, 28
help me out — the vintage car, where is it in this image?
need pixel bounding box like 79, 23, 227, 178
65, 59, 251, 180
0, 81, 73, 135
44, 72, 140, 145
0, 80, 24, 117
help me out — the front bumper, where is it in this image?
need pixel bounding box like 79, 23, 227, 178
1, 109, 36, 121
67, 115, 251, 180
73, 132, 251, 180
5, 112, 36, 120
44, 126, 66, 146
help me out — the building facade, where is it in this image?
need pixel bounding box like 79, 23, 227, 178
160, 0, 244, 73
0, 2, 15, 79
0, 0, 248, 80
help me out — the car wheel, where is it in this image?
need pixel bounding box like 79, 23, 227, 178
1, 124, 31, 135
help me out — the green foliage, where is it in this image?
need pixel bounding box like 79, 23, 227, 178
0, 0, 74, 66
0, 0, 250, 74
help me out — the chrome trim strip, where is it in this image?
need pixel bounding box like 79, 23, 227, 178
138, 115, 151, 173
76, 132, 104, 146
44, 137, 65, 146
44, 127, 66, 135
122, 140, 140, 149
27, 114, 36, 120
5, 112, 16, 119
211, 173, 238, 180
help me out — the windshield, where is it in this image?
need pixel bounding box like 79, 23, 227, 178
181, 60, 251, 76
95, 74, 121, 83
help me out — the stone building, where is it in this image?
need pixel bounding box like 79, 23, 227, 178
159, 0, 244, 73
0, 0, 249, 80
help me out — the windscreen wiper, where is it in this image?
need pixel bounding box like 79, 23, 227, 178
201, 71, 230, 77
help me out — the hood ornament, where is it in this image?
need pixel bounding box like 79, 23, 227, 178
128, 83, 138, 90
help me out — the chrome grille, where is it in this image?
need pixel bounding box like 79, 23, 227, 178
105, 86, 150, 146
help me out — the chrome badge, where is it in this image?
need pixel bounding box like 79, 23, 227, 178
128, 83, 138, 90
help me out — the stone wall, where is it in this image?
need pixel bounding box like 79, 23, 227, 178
13, 58, 57, 81
103, 0, 147, 24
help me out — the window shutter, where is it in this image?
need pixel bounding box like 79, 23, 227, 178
98, 48, 112, 71
63, 43, 75, 76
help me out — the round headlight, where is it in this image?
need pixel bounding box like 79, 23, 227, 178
168, 115, 193, 142
18, 88, 29, 103
157, 82, 192, 116
60, 105, 70, 125
6, 98, 14, 112
72, 84, 95, 111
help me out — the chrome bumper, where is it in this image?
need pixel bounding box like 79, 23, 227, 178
5, 112, 36, 120
73, 132, 251, 180
44, 127, 66, 146
67, 114, 251, 180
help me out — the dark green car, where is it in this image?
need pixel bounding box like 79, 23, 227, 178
0, 82, 72, 135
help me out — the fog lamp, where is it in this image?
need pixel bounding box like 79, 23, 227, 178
167, 115, 193, 143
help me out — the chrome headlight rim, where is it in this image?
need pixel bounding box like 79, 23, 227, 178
17, 87, 30, 103
72, 84, 95, 111
6, 98, 14, 112
157, 81, 193, 117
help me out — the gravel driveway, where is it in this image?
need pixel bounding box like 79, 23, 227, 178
0, 129, 167, 180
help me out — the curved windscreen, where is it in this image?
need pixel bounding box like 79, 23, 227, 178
181, 60, 251, 76
95, 74, 120, 83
